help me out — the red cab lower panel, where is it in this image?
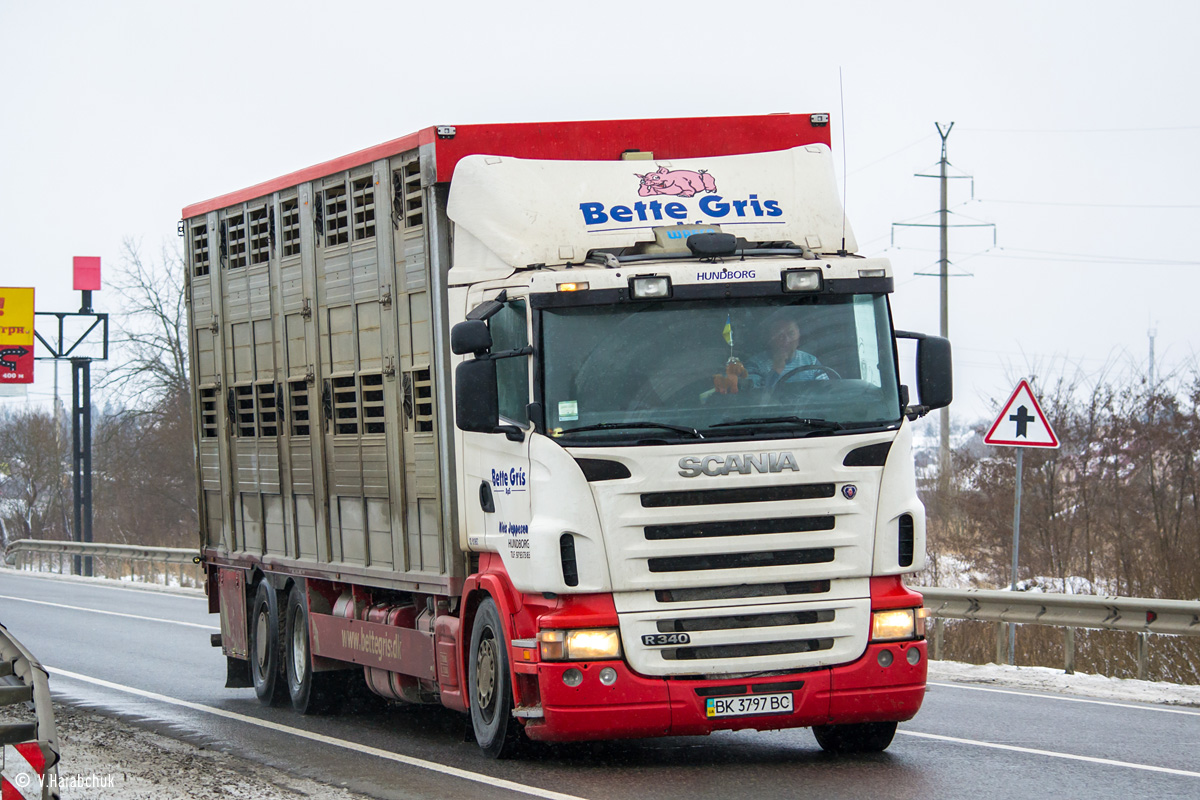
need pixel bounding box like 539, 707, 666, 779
523, 641, 926, 742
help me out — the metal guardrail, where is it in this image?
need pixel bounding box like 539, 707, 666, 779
3, 540, 202, 589
0, 621, 60, 800
919, 586, 1200, 678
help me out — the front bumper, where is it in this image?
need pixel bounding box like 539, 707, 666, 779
521, 640, 926, 742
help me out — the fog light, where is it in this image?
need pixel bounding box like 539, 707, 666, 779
630, 276, 671, 300
599, 667, 618, 686
563, 668, 583, 687
907, 647, 921, 666
877, 649, 894, 668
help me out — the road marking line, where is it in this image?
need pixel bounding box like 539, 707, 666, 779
0, 595, 219, 631
928, 681, 1200, 716
898, 730, 1200, 777
47, 667, 592, 800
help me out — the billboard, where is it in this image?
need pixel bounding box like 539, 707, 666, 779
0, 286, 35, 384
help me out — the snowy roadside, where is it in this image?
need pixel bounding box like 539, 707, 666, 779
0, 566, 204, 598
0, 700, 371, 800
928, 660, 1200, 707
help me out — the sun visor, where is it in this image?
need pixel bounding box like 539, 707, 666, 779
446, 145, 856, 275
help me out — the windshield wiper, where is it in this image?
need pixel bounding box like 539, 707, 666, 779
556, 422, 704, 439
708, 416, 845, 433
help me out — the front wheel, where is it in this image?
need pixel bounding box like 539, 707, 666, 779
812, 721, 898, 753
468, 598, 524, 758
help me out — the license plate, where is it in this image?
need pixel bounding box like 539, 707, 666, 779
705, 692, 793, 718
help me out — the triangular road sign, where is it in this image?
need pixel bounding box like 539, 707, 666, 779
984, 379, 1060, 448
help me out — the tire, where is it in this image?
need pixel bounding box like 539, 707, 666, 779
284, 583, 344, 714
467, 597, 523, 758
812, 721, 898, 754
249, 580, 287, 706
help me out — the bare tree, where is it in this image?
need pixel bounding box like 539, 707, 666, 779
100, 237, 190, 410
0, 407, 70, 543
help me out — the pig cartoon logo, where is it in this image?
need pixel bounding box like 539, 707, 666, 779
636, 166, 718, 198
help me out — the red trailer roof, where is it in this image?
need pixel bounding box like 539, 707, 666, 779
182, 113, 831, 219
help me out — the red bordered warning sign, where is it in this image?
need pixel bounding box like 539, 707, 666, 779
984, 379, 1060, 448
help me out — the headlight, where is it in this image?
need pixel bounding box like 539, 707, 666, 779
539, 628, 622, 661
871, 608, 922, 642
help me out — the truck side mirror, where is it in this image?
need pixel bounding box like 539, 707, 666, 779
916, 336, 953, 411
455, 358, 500, 432
451, 320, 492, 355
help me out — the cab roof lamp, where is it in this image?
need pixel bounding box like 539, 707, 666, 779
783, 269, 822, 292
631, 275, 671, 300
858, 268, 887, 279
557, 282, 588, 292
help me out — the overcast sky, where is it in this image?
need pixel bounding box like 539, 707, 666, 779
2, 0, 1197, 427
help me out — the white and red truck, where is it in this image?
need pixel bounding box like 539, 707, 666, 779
182, 113, 951, 757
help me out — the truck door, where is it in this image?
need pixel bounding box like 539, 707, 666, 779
460, 294, 533, 557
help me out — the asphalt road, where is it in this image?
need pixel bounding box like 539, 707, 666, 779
3, 570, 1199, 800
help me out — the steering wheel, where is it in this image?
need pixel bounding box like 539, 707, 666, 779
769, 364, 840, 399
776, 364, 840, 383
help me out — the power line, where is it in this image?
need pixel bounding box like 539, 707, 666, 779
978, 198, 1200, 210
967, 125, 1200, 133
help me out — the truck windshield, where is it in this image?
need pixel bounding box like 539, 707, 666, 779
541, 294, 901, 443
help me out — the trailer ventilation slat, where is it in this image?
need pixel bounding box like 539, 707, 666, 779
360, 373, 384, 434
352, 177, 375, 241
249, 206, 270, 265
645, 515, 834, 541
647, 547, 835, 573
288, 379, 310, 436
226, 212, 247, 269
199, 387, 218, 438
191, 224, 210, 276
403, 161, 423, 229
324, 183, 349, 247
641, 483, 835, 508
280, 199, 301, 257
332, 375, 358, 435
256, 382, 278, 437
234, 385, 255, 437
411, 367, 433, 433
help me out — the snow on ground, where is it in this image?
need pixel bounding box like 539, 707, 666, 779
1, 700, 371, 800
928, 660, 1200, 707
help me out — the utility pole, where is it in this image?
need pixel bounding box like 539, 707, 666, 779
1148, 326, 1157, 388
936, 123, 953, 492
892, 123, 996, 493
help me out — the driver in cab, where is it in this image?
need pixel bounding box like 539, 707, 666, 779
714, 315, 826, 394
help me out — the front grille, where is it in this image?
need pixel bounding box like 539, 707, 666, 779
662, 638, 834, 660
648, 547, 835, 573
641, 483, 834, 508
654, 580, 831, 603
657, 609, 834, 633
645, 515, 834, 541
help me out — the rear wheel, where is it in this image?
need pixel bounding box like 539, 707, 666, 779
284, 583, 343, 714
249, 580, 286, 706
812, 721, 898, 753
468, 598, 523, 758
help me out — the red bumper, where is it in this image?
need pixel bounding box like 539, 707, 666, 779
522, 640, 927, 742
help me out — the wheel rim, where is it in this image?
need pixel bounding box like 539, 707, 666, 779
255, 609, 269, 670
291, 607, 307, 682
476, 630, 497, 722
